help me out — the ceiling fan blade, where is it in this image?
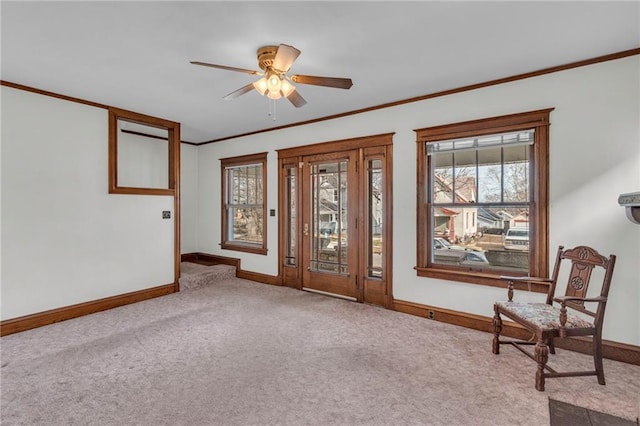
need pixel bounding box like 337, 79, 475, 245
223, 83, 256, 100
285, 89, 307, 108
190, 61, 260, 75
290, 74, 353, 89
272, 44, 301, 73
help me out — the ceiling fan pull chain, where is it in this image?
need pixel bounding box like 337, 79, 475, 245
272, 99, 277, 122
267, 98, 277, 122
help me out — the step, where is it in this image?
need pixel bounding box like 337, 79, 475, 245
179, 262, 236, 291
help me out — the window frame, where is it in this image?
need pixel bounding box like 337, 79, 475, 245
108, 107, 180, 196
220, 152, 268, 255
415, 109, 553, 292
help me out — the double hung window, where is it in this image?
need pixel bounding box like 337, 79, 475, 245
221, 153, 268, 254
416, 109, 552, 291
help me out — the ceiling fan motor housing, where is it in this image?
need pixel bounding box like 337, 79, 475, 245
257, 46, 280, 72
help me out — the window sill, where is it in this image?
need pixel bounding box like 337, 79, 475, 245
109, 186, 175, 196
414, 266, 549, 293
221, 242, 268, 256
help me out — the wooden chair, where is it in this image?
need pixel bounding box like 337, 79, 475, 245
492, 245, 616, 391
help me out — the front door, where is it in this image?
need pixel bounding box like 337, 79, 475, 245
301, 151, 358, 300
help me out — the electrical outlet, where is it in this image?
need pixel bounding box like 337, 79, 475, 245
427, 310, 435, 320
162, 211, 171, 219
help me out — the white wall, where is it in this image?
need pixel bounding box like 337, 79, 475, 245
196, 55, 640, 345
180, 143, 199, 254
117, 128, 169, 189
1, 86, 175, 320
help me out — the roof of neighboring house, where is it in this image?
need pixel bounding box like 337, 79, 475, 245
433, 174, 476, 203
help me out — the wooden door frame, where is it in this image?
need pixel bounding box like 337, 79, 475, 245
277, 133, 394, 307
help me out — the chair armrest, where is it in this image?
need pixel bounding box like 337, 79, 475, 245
499, 275, 553, 284
554, 295, 606, 338
553, 296, 607, 304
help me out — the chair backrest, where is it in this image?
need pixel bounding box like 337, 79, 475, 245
546, 245, 616, 323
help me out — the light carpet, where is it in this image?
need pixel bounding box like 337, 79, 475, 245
1, 277, 639, 425
178, 262, 236, 291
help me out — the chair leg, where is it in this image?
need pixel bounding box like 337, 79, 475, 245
492, 305, 502, 355
534, 338, 549, 391
593, 333, 605, 385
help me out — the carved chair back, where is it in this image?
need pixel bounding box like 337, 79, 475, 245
546, 245, 616, 330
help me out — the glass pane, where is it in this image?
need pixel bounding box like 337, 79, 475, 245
368, 159, 383, 278
430, 206, 529, 273
503, 145, 529, 202
431, 152, 453, 202
228, 164, 262, 205
285, 167, 296, 266
477, 147, 502, 203
230, 207, 263, 244
454, 150, 477, 203
310, 161, 348, 275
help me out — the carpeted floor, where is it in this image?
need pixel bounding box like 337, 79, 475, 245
1, 277, 639, 425
178, 262, 236, 290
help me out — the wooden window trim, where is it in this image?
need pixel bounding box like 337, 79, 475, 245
108, 107, 180, 195
415, 109, 553, 292
220, 152, 268, 255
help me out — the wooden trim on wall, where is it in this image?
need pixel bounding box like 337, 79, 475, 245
195, 48, 640, 145
173, 124, 182, 291
393, 299, 640, 366
1, 80, 110, 109
276, 133, 394, 159
0, 284, 175, 337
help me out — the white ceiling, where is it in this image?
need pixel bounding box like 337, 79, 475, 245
2, 1, 639, 143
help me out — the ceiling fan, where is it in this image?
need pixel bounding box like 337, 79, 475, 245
191, 44, 353, 108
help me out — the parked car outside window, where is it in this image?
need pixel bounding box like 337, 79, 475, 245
503, 228, 529, 251
433, 237, 489, 265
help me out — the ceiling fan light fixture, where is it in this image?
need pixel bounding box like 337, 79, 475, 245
253, 77, 268, 95
281, 79, 295, 97
266, 90, 282, 100
267, 72, 282, 94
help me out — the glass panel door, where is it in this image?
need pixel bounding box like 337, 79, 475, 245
310, 160, 349, 275
302, 151, 358, 300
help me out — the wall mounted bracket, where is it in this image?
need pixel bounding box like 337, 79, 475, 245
618, 191, 640, 224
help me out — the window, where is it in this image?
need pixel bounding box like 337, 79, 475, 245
221, 152, 268, 255
415, 109, 552, 291
284, 164, 297, 266
108, 107, 180, 195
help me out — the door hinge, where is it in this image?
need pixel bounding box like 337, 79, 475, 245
355, 275, 359, 289
355, 218, 358, 229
